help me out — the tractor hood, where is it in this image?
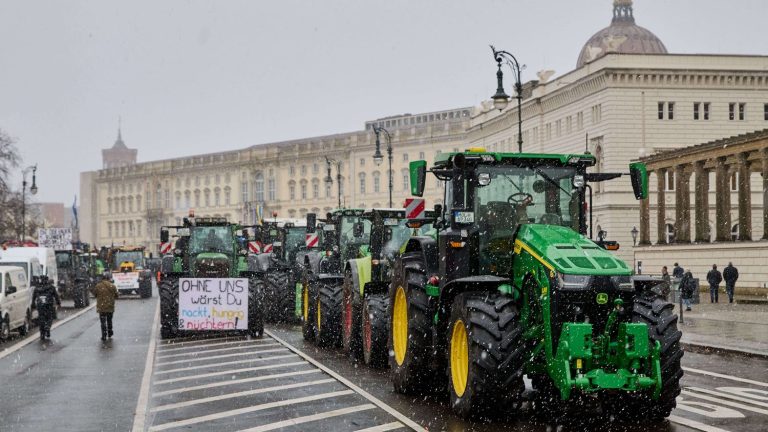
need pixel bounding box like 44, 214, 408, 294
192, 252, 231, 278
515, 224, 631, 276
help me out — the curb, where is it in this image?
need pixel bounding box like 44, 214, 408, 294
681, 341, 768, 360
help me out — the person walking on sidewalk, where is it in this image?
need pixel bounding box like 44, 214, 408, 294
680, 270, 694, 311
706, 264, 723, 303
672, 263, 684, 279
90, 272, 119, 341
661, 266, 672, 301
723, 262, 739, 304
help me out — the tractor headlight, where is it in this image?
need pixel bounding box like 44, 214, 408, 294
610, 275, 634, 291
557, 273, 591, 290
573, 175, 585, 188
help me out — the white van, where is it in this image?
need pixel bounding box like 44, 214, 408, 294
0, 266, 33, 340
3, 247, 58, 287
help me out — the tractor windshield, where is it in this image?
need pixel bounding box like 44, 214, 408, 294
189, 226, 233, 255
113, 251, 144, 269
340, 216, 372, 262
382, 220, 412, 258
284, 227, 306, 262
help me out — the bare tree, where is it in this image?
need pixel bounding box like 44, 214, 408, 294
0, 128, 21, 241
0, 129, 20, 196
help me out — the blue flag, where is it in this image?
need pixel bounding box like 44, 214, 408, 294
72, 195, 78, 229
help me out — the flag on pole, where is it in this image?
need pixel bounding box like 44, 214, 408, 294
72, 195, 79, 229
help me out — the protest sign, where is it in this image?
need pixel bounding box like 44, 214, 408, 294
178, 278, 248, 330
38, 228, 73, 250
113, 272, 139, 290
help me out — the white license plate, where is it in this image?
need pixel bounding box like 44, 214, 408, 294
453, 211, 475, 224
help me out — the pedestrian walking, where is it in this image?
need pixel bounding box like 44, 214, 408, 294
723, 262, 739, 304
680, 270, 694, 311
32, 276, 61, 341
661, 266, 672, 301
706, 264, 723, 303
90, 272, 119, 341
672, 263, 684, 279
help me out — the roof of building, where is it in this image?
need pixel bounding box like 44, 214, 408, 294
577, 0, 667, 68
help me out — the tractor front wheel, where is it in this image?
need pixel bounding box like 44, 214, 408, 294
159, 278, 179, 339
248, 278, 265, 338
362, 293, 388, 368
315, 282, 343, 348
342, 270, 362, 360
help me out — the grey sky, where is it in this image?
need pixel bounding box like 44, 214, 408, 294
1, 0, 766, 203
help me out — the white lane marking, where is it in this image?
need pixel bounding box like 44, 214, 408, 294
686, 386, 768, 408
154, 357, 302, 383
156, 342, 281, 359
683, 367, 768, 388
266, 330, 426, 432
668, 414, 732, 432
154, 353, 298, 375
148, 390, 354, 431
153, 368, 321, 397
355, 423, 405, 432
151, 378, 336, 412
156, 338, 274, 354
0, 303, 96, 361
157, 335, 243, 346
237, 403, 377, 432
154, 347, 288, 366
131, 300, 160, 432
682, 390, 768, 415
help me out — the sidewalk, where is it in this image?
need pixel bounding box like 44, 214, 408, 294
674, 300, 768, 358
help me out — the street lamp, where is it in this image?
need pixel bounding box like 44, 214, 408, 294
490, 45, 525, 153
325, 156, 342, 208
631, 226, 639, 246
372, 125, 393, 207
21, 164, 38, 242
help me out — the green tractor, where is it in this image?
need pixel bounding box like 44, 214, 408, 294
300, 208, 366, 347
390, 148, 682, 420
158, 216, 264, 339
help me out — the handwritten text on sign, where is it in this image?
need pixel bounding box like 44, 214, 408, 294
178, 278, 248, 331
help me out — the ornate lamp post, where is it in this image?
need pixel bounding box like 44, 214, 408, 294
631, 226, 639, 246
372, 125, 393, 207
325, 156, 342, 208
490, 45, 526, 153
21, 164, 38, 241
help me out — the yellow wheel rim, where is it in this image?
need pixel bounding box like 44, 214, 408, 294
302, 284, 309, 322
392, 286, 408, 366
450, 319, 469, 397
316, 297, 322, 331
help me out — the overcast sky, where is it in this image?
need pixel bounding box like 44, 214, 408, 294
1, 0, 766, 203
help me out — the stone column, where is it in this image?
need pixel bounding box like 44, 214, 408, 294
715, 157, 731, 241
738, 152, 752, 241
694, 161, 710, 242
657, 168, 667, 244
639, 195, 651, 245
763, 148, 768, 240
674, 165, 691, 243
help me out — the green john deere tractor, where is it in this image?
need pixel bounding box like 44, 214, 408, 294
389, 148, 682, 420
158, 216, 264, 339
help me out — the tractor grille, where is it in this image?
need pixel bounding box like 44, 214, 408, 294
196, 259, 230, 278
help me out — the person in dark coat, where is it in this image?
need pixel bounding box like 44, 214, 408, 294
32, 276, 61, 340
90, 272, 119, 341
680, 270, 694, 311
723, 262, 739, 304
661, 266, 672, 301
706, 264, 723, 303
672, 263, 684, 279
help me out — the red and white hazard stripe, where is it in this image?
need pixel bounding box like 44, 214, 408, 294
248, 241, 262, 254
262, 243, 273, 253
305, 233, 319, 248
404, 198, 426, 219
159, 242, 172, 255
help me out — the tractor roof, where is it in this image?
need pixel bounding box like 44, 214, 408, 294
435, 148, 596, 167
112, 246, 145, 252
362, 208, 406, 219
191, 217, 230, 226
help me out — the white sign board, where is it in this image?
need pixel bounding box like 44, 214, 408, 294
178, 278, 248, 331
113, 272, 139, 290
38, 228, 73, 250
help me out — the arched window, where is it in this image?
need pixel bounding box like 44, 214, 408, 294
254, 173, 264, 202
289, 180, 296, 200
359, 173, 366, 194
184, 191, 191, 209
312, 179, 319, 199
194, 189, 201, 208
214, 187, 221, 207
268, 178, 276, 201
204, 188, 211, 207
136, 195, 142, 211
224, 187, 231, 206
666, 223, 676, 244
373, 171, 381, 193
107, 198, 112, 214
300, 180, 307, 200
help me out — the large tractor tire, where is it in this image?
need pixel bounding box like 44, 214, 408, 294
342, 269, 362, 360
139, 280, 152, 298
315, 281, 343, 348
388, 257, 437, 394
248, 277, 265, 338
269, 270, 293, 323
301, 276, 316, 341
362, 293, 388, 368
159, 278, 179, 339
616, 294, 684, 420
447, 292, 525, 419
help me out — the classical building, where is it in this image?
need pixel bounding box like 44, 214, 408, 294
467, 0, 768, 264
79, 108, 471, 253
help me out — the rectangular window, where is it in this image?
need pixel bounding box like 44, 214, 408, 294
325, 184, 331, 198
268, 179, 275, 201
289, 185, 295, 200
312, 183, 319, 199
403, 153, 409, 162
225, 190, 231, 206
666, 170, 675, 191
289, 166, 295, 176
360, 177, 366, 194
693, 102, 700, 120
658, 102, 664, 120
418, 151, 425, 160
360, 158, 365, 167
667, 102, 674, 120
241, 182, 248, 203
402, 172, 409, 191
577, 112, 584, 130
556, 120, 562, 137
374, 176, 380, 193
704, 102, 710, 120
545, 123, 551, 140
300, 165, 306, 176
729, 103, 736, 120
301, 184, 307, 200
739, 103, 746, 120
764, 103, 768, 121
566, 116, 572, 134
107, 222, 112, 238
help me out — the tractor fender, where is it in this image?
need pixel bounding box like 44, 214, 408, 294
303, 252, 322, 275
160, 256, 175, 275
401, 236, 439, 278
436, 275, 513, 334
345, 257, 371, 297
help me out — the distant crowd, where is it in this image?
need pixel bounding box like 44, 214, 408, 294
659, 262, 739, 312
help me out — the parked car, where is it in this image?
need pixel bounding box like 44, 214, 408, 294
0, 266, 33, 340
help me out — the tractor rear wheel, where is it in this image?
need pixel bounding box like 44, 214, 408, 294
249, 277, 265, 338
271, 271, 294, 323
447, 292, 525, 419
159, 278, 179, 339
301, 276, 316, 341
342, 270, 362, 360
316, 282, 343, 347
362, 293, 388, 368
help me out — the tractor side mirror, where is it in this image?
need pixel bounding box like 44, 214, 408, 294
160, 229, 169, 243
307, 213, 317, 233
409, 160, 427, 197
629, 162, 649, 200
353, 222, 364, 238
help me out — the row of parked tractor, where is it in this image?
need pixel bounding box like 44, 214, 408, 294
157, 148, 684, 421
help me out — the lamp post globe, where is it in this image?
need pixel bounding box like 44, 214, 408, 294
373, 150, 384, 166
30, 184, 38, 195
631, 226, 639, 246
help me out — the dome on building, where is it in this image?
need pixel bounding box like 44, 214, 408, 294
577, 0, 667, 68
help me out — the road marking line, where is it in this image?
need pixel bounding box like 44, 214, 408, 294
151, 378, 336, 412
155, 347, 288, 366
0, 303, 96, 361
236, 403, 377, 432
682, 390, 768, 415
156, 338, 274, 353
131, 300, 160, 432
683, 367, 768, 387
686, 386, 768, 408
668, 414, 731, 432
355, 423, 405, 432
157, 335, 246, 347
154, 357, 303, 383
153, 368, 321, 396
148, 390, 354, 431
266, 330, 426, 432
156, 342, 281, 359
154, 353, 298, 375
